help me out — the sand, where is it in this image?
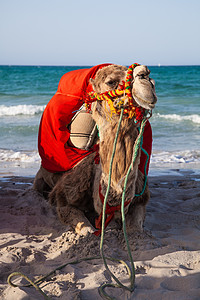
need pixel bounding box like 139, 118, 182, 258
0, 170, 200, 300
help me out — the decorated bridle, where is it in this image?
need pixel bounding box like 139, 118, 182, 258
85, 63, 149, 122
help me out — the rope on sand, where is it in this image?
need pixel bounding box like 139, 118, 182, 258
7, 109, 148, 300
99, 108, 148, 299
7, 256, 132, 300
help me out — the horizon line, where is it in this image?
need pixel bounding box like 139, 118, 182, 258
0, 64, 200, 67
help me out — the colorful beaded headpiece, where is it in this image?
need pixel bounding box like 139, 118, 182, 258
85, 63, 146, 121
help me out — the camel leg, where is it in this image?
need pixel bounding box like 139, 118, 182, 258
57, 204, 95, 236
125, 171, 150, 233
126, 204, 146, 233
48, 158, 96, 236
33, 167, 52, 198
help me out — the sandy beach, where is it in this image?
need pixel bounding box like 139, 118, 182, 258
0, 170, 200, 300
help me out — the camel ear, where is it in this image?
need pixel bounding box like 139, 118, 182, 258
89, 78, 96, 90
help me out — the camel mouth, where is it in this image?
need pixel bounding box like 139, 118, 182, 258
133, 93, 157, 110
112, 93, 156, 114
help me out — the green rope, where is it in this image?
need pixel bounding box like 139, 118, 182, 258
7, 256, 132, 300
120, 118, 147, 291
98, 112, 148, 299
7, 271, 51, 300
7, 257, 104, 299
7, 111, 148, 300
99, 108, 132, 290
98, 108, 135, 299
135, 146, 149, 197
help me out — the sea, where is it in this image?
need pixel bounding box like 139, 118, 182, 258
0, 65, 200, 177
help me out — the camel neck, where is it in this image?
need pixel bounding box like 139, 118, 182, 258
99, 119, 139, 185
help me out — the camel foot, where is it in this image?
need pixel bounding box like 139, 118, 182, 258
75, 222, 95, 236
126, 205, 145, 233
57, 206, 95, 236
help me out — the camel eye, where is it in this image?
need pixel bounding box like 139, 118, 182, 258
106, 80, 118, 88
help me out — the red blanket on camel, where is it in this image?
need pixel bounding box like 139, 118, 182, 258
38, 64, 152, 175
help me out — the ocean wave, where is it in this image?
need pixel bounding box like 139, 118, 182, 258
0, 104, 46, 116
155, 113, 200, 124
0, 149, 40, 162
1, 148, 200, 166
151, 150, 200, 165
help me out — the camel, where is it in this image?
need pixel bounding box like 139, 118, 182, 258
34, 64, 157, 236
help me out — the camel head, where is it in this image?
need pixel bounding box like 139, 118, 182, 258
90, 65, 128, 94
89, 64, 157, 119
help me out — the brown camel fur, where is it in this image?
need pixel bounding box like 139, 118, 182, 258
48, 64, 157, 236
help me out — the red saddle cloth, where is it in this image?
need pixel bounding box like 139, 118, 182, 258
38, 64, 152, 175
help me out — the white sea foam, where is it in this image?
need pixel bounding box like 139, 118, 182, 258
0, 149, 40, 162
155, 113, 200, 124
151, 150, 200, 165
0, 105, 46, 116
1, 148, 199, 167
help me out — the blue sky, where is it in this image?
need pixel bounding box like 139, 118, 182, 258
1, 0, 200, 66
